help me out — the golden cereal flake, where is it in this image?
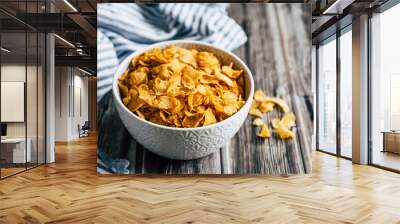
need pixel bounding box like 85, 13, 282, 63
182, 113, 205, 128
259, 102, 274, 113
249, 108, 263, 117
281, 113, 296, 128
252, 118, 264, 126
271, 114, 296, 139
258, 124, 271, 138
222, 63, 243, 79
271, 118, 280, 129
254, 89, 289, 113
274, 122, 295, 139
266, 97, 289, 113
203, 108, 217, 126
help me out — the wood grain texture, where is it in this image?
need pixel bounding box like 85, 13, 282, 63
1, 135, 400, 223
97, 3, 312, 174
228, 3, 312, 175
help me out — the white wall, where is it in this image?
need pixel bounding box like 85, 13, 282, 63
55, 66, 69, 141
1, 65, 40, 138
1, 65, 26, 139
54, 67, 89, 141
1, 63, 46, 164
71, 73, 89, 138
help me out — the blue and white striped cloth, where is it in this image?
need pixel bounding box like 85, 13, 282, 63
97, 150, 130, 174
97, 3, 248, 101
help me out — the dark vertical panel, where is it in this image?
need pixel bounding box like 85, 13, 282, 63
316, 44, 319, 151
44, 0, 48, 164
25, 0, 28, 171
88, 77, 97, 132
36, 0, 39, 167
44, 24, 47, 164
72, 68, 75, 118
336, 29, 341, 157
367, 12, 373, 165
0, 18, 2, 179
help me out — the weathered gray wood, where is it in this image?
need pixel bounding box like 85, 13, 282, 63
97, 3, 312, 175
275, 4, 313, 173
227, 3, 312, 175
133, 142, 221, 174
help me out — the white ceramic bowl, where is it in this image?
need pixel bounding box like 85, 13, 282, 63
112, 40, 254, 160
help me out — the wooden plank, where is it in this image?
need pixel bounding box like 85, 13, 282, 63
275, 4, 313, 173
228, 3, 312, 174
4, 137, 400, 223
134, 143, 222, 174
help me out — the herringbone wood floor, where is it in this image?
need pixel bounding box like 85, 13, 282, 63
1, 135, 400, 224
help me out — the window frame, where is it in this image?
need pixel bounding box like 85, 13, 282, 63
315, 23, 353, 161
367, 0, 400, 173
0, 0, 48, 180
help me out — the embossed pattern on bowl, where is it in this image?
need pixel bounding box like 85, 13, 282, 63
112, 40, 254, 160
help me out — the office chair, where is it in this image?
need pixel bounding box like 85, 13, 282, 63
78, 121, 90, 138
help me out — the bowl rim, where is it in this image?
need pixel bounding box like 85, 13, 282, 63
112, 40, 255, 131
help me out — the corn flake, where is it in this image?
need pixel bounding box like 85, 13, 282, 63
182, 113, 204, 128
271, 119, 280, 129
254, 89, 289, 113
203, 108, 217, 126
222, 63, 243, 79
258, 124, 271, 138
249, 108, 263, 117
259, 102, 274, 113
274, 122, 295, 139
271, 113, 296, 139
281, 113, 296, 128
252, 118, 264, 126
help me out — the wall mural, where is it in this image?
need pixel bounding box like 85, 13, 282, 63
96, 3, 313, 175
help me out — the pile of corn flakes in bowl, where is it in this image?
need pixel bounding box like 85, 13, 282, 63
112, 40, 254, 160
117, 45, 246, 128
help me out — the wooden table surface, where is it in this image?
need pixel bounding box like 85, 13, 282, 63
97, 3, 313, 175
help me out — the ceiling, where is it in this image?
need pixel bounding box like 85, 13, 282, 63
1, 32, 45, 65
5, 0, 393, 73
0, 0, 99, 74
311, 0, 390, 44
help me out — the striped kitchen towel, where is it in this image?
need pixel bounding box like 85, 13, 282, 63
97, 3, 247, 101
97, 150, 130, 174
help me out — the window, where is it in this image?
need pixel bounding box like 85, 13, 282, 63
316, 25, 353, 159
0, 1, 47, 179
370, 2, 400, 171
317, 35, 337, 154
339, 27, 352, 158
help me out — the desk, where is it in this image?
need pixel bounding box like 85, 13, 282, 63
1, 138, 31, 163
382, 131, 400, 154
